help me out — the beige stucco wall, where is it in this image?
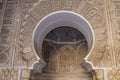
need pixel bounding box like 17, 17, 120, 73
0, 0, 120, 80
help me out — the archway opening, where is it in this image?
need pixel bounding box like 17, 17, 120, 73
33, 11, 95, 62
41, 26, 92, 80
32, 11, 95, 80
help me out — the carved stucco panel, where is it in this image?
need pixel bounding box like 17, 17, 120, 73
108, 0, 120, 67
107, 68, 120, 80
17, 0, 113, 67
0, 68, 19, 80
13, 0, 39, 66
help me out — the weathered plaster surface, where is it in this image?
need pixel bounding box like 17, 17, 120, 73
0, 0, 120, 80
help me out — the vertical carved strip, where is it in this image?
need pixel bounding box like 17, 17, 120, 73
14, 0, 38, 66
107, 0, 120, 67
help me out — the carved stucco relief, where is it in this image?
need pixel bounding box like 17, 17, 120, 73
42, 42, 87, 73
19, 0, 113, 67
0, 0, 120, 80
107, 68, 120, 80
109, 0, 120, 67
0, 0, 39, 67
0, 0, 18, 66
0, 68, 18, 80
14, 0, 39, 66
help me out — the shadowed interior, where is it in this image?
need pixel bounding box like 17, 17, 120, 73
40, 27, 92, 80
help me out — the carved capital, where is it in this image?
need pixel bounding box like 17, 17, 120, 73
81, 60, 94, 72
33, 60, 46, 73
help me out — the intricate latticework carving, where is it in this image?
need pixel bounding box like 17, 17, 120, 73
36, 27, 93, 80
21, 0, 113, 67
0, 68, 18, 80
41, 41, 93, 79
0, 0, 18, 66
58, 45, 77, 73
42, 42, 87, 73
110, 0, 120, 67
108, 69, 120, 80
14, 0, 38, 66
0, 0, 39, 67
0, 0, 120, 80
86, 0, 112, 67
42, 27, 87, 73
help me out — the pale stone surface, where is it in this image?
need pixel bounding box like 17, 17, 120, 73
107, 69, 120, 80
21, 69, 41, 80
0, 68, 18, 80
21, 69, 31, 78
0, 0, 18, 66
0, 0, 120, 80
23, 47, 32, 53
13, 0, 38, 67
94, 69, 104, 80
109, 0, 120, 67
23, 0, 113, 67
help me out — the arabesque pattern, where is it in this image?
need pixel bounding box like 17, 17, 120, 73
22, 0, 113, 67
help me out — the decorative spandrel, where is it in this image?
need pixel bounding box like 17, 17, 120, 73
42, 27, 88, 74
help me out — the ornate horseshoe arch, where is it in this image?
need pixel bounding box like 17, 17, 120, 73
18, 0, 109, 79
32, 11, 95, 73
20, 0, 108, 70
